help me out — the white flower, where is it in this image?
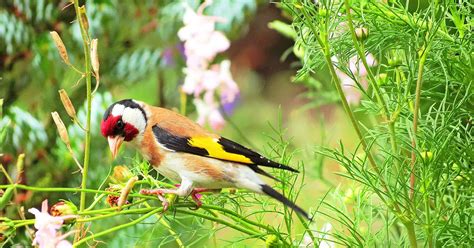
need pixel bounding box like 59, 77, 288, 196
301, 223, 335, 248
28, 200, 75, 248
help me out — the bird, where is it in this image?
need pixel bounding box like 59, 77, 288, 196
101, 99, 310, 220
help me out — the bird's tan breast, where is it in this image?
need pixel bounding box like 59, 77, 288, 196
139, 125, 163, 166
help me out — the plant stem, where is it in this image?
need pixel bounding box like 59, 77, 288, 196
358, 3, 453, 42
77, 207, 154, 223
404, 221, 418, 248
73, 208, 163, 247
176, 209, 266, 241
299, 6, 389, 197
410, 44, 430, 200
72, 0, 92, 242
0, 184, 157, 200
143, 201, 184, 248
343, 0, 399, 161
73, 0, 92, 213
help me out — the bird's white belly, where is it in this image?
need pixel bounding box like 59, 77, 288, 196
155, 152, 262, 190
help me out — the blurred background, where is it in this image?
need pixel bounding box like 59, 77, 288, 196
0, 0, 359, 246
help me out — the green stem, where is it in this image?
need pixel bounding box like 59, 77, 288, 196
14, 219, 35, 228
80, 199, 149, 215
73, 0, 93, 213
357, 3, 453, 42
73, 208, 163, 247
77, 207, 154, 223
404, 221, 418, 248
176, 209, 265, 241
0, 184, 157, 200
409, 44, 430, 200
143, 201, 184, 248
344, 0, 399, 160
298, 3, 404, 216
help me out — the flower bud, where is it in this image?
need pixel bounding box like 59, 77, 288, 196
58, 89, 77, 119
355, 27, 369, 41
0, 186, 14, 210
0, 217, 15, 243
50, 31, 70, 65
376, 73, 388, 85
51, 112, 70, 146
109, 166, 134, 184
319, 8, 328, 18
420, 151, 433, 161
388, 56, 402, 67
265, 234, 281, 248
50, 201, 78, 224
451, 163, 460, 173
408, 100, 414, 113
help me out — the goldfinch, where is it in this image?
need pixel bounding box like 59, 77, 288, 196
101, 99, 309, 219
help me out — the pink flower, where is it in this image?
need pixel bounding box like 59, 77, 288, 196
194, 97, 225, 130
218, 60, 239, 104
178, 1, 239, 130
28, 200, 76, 248
178, 2, 229, 69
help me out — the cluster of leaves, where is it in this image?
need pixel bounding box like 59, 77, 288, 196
277, 0, 473, 247
1, 1, 319, 247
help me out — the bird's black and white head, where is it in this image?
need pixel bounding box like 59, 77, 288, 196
101, 99, 147, 158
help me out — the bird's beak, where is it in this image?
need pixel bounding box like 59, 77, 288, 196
108, 136, 124, 160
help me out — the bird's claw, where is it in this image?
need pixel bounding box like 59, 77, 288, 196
189, 191, 202, 210
140, 189, 169, 211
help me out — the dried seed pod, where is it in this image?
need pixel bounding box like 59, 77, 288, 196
51, 112, 70, 146
52, 112, 83, 171
15, 154, 25, 184
117, 176, 138, 210
79, 6, 89, 31
90, 39, 99, 76
58, 89, 77, 119
50, 31, 70, 65
0, 98, 3, 118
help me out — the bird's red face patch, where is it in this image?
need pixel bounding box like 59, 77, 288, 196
101, 115, 139, 141
101, 115, 121, 137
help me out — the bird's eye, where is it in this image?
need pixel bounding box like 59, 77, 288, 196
116, 119, 124, 129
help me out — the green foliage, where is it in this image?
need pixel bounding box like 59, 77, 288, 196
0, 107, 47, 154
279, 0, 473, 247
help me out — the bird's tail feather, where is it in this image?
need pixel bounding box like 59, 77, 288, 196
260, 184, 311, 220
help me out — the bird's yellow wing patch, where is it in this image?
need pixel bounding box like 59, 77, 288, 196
188, 137, 253, 164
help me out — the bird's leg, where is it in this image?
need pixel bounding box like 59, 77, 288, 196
188, 188, 221, 209
140, 179, 194, 211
